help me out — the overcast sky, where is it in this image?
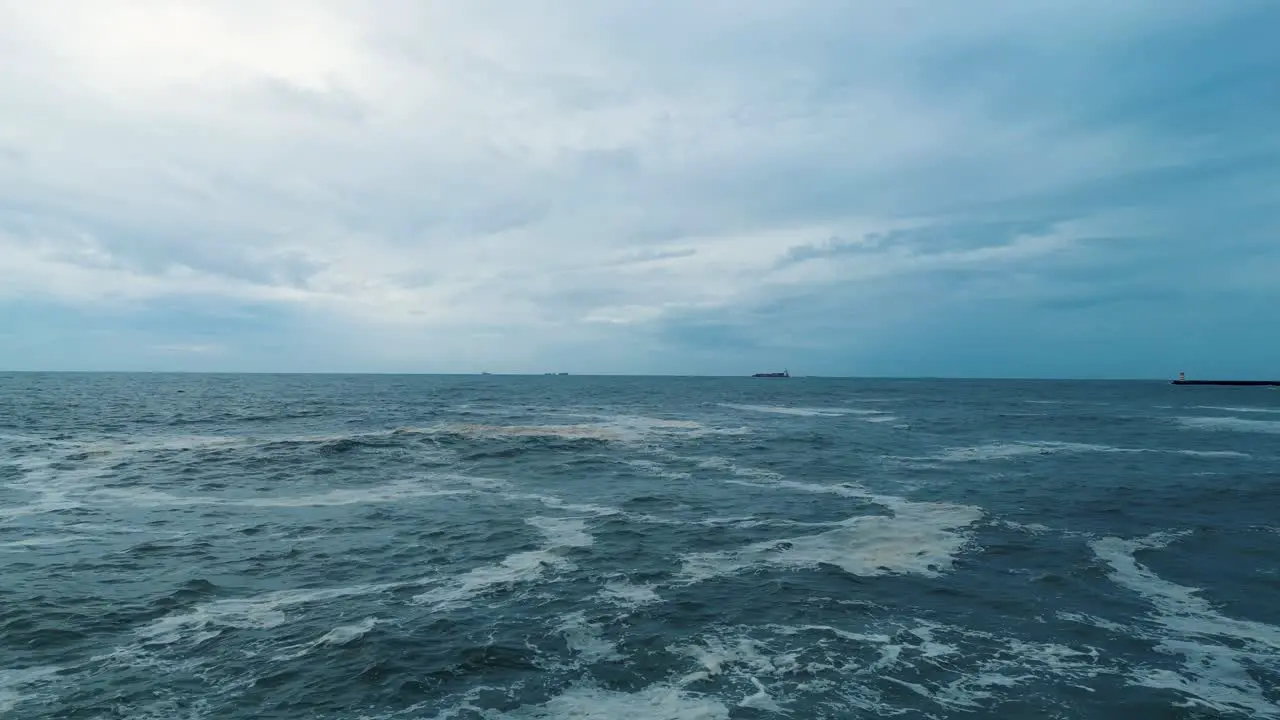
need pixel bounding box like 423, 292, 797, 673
1, 1, 1277, 377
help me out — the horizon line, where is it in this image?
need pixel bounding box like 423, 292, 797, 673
0, 369, 1199, 382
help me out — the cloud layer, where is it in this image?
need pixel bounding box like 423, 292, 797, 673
2, 1, 1277, 376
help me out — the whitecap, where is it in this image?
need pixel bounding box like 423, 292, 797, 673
0, 535, 93, 550
92, 478, 470, 509
411, 516, 593, 609
316, 616, 379, 647
762, 620, 1108, 713
678, 495, 981, 583
919, 441, 1251, 463
272, 617, 381, 661
437, 415, 741, 444
0, 667, 59, 714
623, 459, 693, 481
1177, 416, 1280, 435
471, 683, 730, 720
719, 403, 885, 418
138, 584, 401, 646
597, 579, 663, 608
556, 611, 621, 663
1085, 531, 1280, 717
527, 516, 594, 548
1192, 406, 1280, 414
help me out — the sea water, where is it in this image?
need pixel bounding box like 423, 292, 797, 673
1, 373, 1277, 718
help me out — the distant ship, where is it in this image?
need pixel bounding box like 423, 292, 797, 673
1171, 371, 1279, 387
752, 370, 790, 378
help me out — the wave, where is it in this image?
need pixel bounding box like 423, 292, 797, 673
1082, 531, 1280, 717
1192, 406, 1280, 415
420, 414, 746, 444
720, 403, 866, 417
273, 617, 381, 661
411, 516, 593, 610
92, 478, 471, 509
431, 423, 626, 441
137, 582, 406, 647
556, 611, 622, 664
13, 414, 734, 465
0, 667, 60, 715
678, 481, 981, 583
429, 682, 730, 720
1177, 416, 1280, 435
913, 441, 1251, 463
719, 403, 898, 424
0, 535, 94, 550
662, 619, 1116, 717
597, 579, 663, 609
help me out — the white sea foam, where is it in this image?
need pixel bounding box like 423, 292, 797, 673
597, 579, 663, 608
919, 441, 1251, 463
412, 516, 592, 609
995, 519, 1078, 540
316, 616, 379, 646
556, 611, 622, 663
720, 403, 859, 417
933, 441, 1125, 462
675, 471, 981, 582
138, 584, 401, 646
475, 684, 730, 720
527, 516, 594, 548
674, 636, 798, 687
1193, 405, 1280, 414
437, 415, 743, 444
79, 429, 460, 458
719, 403, 896, 425
437, 423, 629, 441
504, 493, 624, 518
0, 667, 59, 714
93, 478, 470, 509
679, 492, 981, 583
412, 550, 574, 611
859, 414, 902, 424
664, 620, 1110, 717
1177, 416, 1280, 434
623, 459, 693, 481
689, 456, 784, 482
724, 478, 877, 500
0, 534, 93, 550
1086, 531, 1280, 717
272, 617, 381, 661
766, 620, 1108, 713
0, 455, 107, 521
1177, 449, 1251, 458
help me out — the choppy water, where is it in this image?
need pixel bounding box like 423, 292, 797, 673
1, 373, 1278, 719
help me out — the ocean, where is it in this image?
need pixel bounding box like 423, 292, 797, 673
1, 373, 1277, 719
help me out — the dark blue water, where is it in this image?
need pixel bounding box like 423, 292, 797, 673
1, 373, 1277, 719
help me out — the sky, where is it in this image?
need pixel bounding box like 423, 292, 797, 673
1, 1, 1277, 378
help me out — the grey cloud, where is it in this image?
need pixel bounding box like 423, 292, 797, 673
1, 1, 1276, 374
256, 78, 367, 124
777, 219, 1064, 268
612, 248, 698, 265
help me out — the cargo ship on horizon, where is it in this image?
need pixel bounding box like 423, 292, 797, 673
752, 369, 790, 378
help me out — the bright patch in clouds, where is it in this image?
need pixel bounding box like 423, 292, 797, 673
2, 1, 1277, 376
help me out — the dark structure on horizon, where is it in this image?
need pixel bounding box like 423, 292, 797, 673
751, 370, 790, 378
1171, 371, 1280, 387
